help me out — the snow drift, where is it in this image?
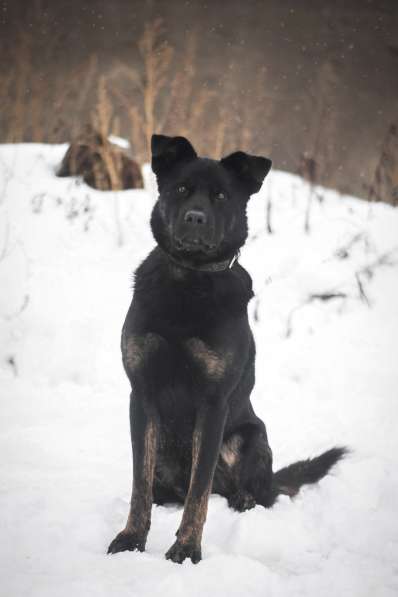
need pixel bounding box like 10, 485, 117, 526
1, 144, 398, 597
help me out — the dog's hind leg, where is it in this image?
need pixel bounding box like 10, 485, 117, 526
108, 394, 158, 554
220, 423, 346, 510
224, 420, 275, 511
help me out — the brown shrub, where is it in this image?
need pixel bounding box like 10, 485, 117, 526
57, 125, 143, 191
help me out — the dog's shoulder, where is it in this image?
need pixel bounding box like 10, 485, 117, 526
231, 262, 254, 301
135, 246, 164, 277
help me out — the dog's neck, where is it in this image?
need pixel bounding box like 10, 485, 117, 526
162, 249, 240, 273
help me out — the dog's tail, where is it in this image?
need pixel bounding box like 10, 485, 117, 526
269, 446, 347, 503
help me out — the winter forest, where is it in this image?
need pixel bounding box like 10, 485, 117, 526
1, 1, 398, 596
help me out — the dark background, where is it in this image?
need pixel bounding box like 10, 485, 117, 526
1, 0, 397, 201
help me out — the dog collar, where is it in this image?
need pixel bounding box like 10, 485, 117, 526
164, 250, 240, 273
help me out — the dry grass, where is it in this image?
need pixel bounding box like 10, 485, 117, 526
92, 76, 122, 190
163, 34, 215, 145
107, 18, 174, 161
368, 123, 398, 206
0, 70, 13, 141
139, 18, 174, 155
2, 18, 275, 170
299, 59, 341, 232
108, 20, 215, 162
302, 60, 341, 183
7, 31, 31, 142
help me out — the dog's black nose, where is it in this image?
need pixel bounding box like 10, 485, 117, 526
184, 209, 207, 226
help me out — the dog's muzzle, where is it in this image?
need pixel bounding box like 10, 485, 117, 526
174, 208, 216, 252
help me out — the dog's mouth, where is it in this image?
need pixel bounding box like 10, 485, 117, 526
174, 237, 217, 253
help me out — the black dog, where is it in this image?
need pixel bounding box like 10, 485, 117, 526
107, 134, 346, 564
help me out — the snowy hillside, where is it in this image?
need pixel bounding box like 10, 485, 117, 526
1, 144, 398, 597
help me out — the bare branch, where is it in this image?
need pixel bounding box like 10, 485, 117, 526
285, 246, 398, 337
309, 292, 348, 301
355, 272, 371, 307
4, 294, 30, 321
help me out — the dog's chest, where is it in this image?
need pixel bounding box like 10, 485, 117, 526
122, 329, 235, 425
134, 257, 251, 337
123, 330, 231, 382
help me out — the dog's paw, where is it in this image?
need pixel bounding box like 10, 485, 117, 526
165, 540, 202, 564
107, 530, 146, 554
228, 490, 256, 512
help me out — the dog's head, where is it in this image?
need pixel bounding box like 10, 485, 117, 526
150, 134, 272, 266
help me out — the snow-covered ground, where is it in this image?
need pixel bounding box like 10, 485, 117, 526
1, 144, 398, 597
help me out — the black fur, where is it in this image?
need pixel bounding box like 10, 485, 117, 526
107, 134, 346, 564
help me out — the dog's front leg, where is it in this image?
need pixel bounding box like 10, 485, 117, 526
165, 401, 228, 564
108, 394, 158, 554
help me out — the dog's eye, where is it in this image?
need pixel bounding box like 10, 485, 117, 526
215, 191, 227, 201
177, 185, 187, 195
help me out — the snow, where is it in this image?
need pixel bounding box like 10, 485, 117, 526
108, 134, 131, 149
1, 143, 398, 597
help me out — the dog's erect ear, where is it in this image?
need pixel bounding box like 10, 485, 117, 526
221, 151, 272, 195
151, 134, 197, 179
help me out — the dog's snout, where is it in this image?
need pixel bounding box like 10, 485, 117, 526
184, 209, 207, 226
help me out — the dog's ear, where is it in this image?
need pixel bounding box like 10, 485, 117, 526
221, 151, 272, 195
151, 134, 197, 179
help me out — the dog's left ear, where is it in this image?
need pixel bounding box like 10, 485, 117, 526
221, 151, 272, 195
151, 134, 197, 181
